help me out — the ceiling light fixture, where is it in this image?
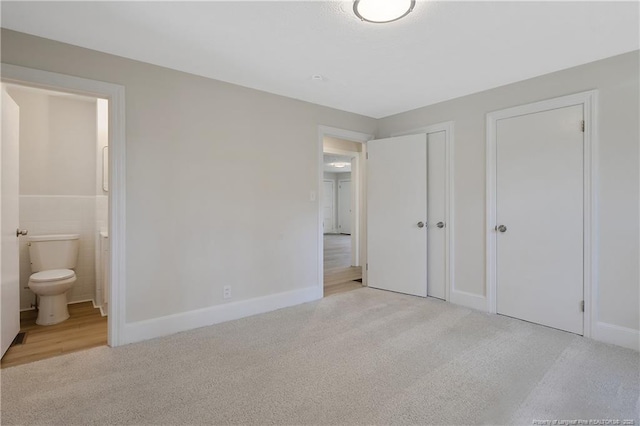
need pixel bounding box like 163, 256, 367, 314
353, 0, 416, 24
330, 162, 349, 168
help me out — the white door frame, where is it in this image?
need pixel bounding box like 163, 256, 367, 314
391, 121, 454, 302
318, 125, 373, 297
337, 178, 351, 235
1, 63, 127, 347
486, 90, 598, 339
322, 179, 336, 234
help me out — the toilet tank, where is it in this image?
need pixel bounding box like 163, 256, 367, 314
28, 234, 80, 272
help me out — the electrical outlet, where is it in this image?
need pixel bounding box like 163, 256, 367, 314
223, 285, 231, 300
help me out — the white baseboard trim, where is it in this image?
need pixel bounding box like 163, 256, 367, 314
449, 289, 487, 312
592, 321, 640, 351
79, 298, 108, 316
121, 286, 321, 345
20, 298, 97, 312
70, 298, 95, 306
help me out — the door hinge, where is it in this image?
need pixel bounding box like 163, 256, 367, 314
366, 263, 368, 271
580, 300, 585, 312
581, 120, 585, 132
366, 152, 369, 159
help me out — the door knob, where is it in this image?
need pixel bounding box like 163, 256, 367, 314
436, 222, 445, 229
497, 225, 507, 233
16, 228, 28, 237
417, 221, 425, 228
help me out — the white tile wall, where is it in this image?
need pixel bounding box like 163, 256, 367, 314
95, 195, 108, 231
95, 195, 108, 307
19, 196, 98, 310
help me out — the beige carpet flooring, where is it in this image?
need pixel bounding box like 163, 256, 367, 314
2, 288, 639, 425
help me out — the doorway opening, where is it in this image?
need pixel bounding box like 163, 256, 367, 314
318, 127, 372, 298
323, 151, 360, 296
1, 83, 110, 367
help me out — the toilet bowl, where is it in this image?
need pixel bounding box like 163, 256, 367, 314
27, 234, 80, 326
28, 269, 77, 325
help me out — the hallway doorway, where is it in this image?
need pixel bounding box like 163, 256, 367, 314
321, 133, 367, 297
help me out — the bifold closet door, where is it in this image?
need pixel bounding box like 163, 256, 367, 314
496, 104, 584, 335
367, 134, 428, 297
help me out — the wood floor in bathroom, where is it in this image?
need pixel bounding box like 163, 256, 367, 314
1, 302, 107, 369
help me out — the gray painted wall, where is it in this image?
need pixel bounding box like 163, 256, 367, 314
2, 28, 637, 339
1, 29, 377, 323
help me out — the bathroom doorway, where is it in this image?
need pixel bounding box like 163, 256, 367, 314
321, 133, 368, 297
1, 83, 110, 367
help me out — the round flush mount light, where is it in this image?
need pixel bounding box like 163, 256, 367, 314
331, 162, 349, 168
353, 0, 416, 24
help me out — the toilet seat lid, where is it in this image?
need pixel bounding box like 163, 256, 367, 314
30, 269, 75, 282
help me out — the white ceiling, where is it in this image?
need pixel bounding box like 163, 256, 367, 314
2, 1, 638, 118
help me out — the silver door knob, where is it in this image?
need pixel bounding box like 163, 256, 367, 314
497, 225, 507, 233
417, 221, 425, 228
436, 222, 445, 229
16, 228, 28, 237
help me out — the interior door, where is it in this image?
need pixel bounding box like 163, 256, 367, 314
322, 180, 335, 234
427, 131, 447, 299
496, 104, 584, 335
338, 180, 351, 234
1, 87, 21, 357
367, 134, 427, 297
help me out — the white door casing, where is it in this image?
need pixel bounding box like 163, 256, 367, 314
427, 131, 447, 300
338, 180, 351, 234
318, 125, 373, 295
487, 91, 597, 338
367, 134, 428, 297
323, 180, 335, 234
1, 87, 21, 357
1, 64, 126, 346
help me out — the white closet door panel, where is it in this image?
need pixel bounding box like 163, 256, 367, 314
496, 104, 584, 335
367, 134, 427, 297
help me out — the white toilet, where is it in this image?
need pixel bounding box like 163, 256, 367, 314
27, 234, 80, 326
